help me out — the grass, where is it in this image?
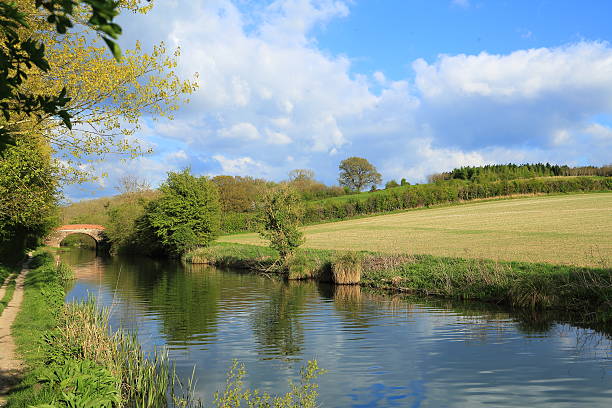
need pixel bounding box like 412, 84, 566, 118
185, 242, 612, 321
221, 192, 612, 267
0, 273, 17, 315
331, 252, 363, 284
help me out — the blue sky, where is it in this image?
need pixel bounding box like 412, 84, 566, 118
66, 0, 612, 200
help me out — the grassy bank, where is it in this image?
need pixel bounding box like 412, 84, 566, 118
222, 193, 612, 267
7, 251, 182, 407
186, 243, 612, 322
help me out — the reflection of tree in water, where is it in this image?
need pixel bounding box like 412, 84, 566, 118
148, 264, 222, 345
251, 281, 308, 359
94, 257, 223, 345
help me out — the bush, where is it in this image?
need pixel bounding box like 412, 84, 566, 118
258, 185, 304, 260
144, 169, 221, 256
56, 262, 75, 281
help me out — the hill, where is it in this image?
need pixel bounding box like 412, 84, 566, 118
220, 192, 612, 267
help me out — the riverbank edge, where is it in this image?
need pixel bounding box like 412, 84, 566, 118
5, 250, 182, 407
184, 243, 612, 322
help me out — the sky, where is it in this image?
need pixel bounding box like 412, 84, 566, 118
66, 0, 612, 200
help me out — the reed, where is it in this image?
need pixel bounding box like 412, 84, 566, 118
331, 251, 364, 284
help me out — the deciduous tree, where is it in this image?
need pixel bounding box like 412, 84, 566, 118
143, 169, 220, 256
338, 157, 382, 192
3, 0, 197, 182
258, 185, 304, 260
0, 133, 58, 259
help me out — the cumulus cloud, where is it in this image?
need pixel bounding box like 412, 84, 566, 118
412, 42, 612, 149
212, 154, 270, 176
64, 1, 612, 200
219, 123, 261, 141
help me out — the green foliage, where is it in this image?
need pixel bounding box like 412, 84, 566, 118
59, 234, 97, 249
385, 180, 399, 189
0, 136, 58, 261
37, 360, 121, 408
303, 176, 612, 224
212, 175, 272, 213
104, 196, 149, 254
258, 185, 304, 260
213, 359, 325, 408
338, 157, 382, 192
144, 169, 221, 256
429, 163, 612, 183
56, 262, 75, 281
284, 249, 330, 280
0, 0, 123, 151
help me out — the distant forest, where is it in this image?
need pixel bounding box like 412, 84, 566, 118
428, 163, 612, 183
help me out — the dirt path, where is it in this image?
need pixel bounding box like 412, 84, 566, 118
0, 261, 29, 404
0, 274, 13, 301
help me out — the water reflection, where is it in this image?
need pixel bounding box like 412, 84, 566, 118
63, 249, 612, 408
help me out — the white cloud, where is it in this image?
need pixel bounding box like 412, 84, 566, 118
165, 150, 188, 161
212, 154, 270, 176
412, 42, 612, 148
219, 122, 260, 140
63, 2, 612, 200
584, 123, 612, 141
265, 129, 292, 144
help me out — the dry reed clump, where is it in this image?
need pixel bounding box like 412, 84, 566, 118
331, 251, 364, 284
183, 247, 216, 264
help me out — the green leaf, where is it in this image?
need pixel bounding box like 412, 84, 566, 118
102, 37, 122, 61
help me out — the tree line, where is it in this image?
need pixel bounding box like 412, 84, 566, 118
65, 161, 612, 258
428, 163, 612, 183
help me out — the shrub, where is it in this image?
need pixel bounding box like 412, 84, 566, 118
302, 176, 612, 224
258, 185, 304, 260
331, 251, 364, 284
144, 169, 221, 256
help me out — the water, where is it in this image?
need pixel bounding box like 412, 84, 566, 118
62, 249, 612, 407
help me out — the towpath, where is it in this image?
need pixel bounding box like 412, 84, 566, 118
0, 260, 29, 405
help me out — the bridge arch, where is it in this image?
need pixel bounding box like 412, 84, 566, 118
44, 224, 106, 248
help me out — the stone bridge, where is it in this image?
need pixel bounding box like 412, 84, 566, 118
44, 224, 106, 248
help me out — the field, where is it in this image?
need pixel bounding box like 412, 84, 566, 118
220, 193, 612, 267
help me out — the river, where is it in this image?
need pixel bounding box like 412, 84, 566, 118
61, 248, 612, 407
